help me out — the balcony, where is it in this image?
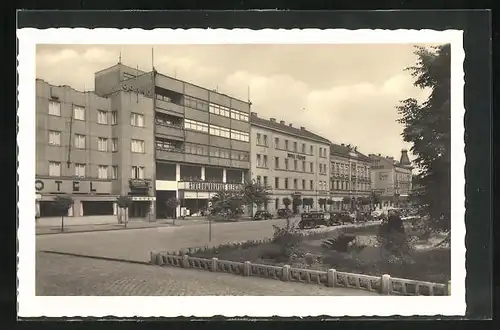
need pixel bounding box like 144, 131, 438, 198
155, 141, 185, 162
156, 123, 184, 140
129, 179, 152, 191
156, 98, 184, 115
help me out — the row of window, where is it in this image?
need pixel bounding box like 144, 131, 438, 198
273, 156, 315, 173
256, 176, 329, 191
48, 100, 148, 127
185, 119, 250, 142
272, 136, 316, 155
331, 161, 370, 176
48, 131, 145, 153
331, 180, 370, 191
48, 161, 143, 180
155, 140, 250, 161
209, 103, 249, 122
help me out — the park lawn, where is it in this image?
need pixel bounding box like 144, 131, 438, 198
191, 226, 451, 284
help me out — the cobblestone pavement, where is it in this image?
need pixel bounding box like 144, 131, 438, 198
37, 218, 295, 262
36, 252, 378, 296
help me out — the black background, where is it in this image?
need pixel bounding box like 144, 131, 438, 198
5, 4, 494, 325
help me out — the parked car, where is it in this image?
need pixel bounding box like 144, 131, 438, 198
298, 211, 331, 229
276, 208, 293, 219
253, 210, 273, 220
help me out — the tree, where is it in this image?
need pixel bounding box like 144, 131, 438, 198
370, 191, 381, 210
210, 191, 243, 220
241, 180, 271, 216
116, 195, 133, 226
342, 196, 352, 210
326, 199, 334, 211
292, 196, 302, 214
396, 44, 451, 233
53, 195, 74, 232
282, 197, 291, 209
166, 197, 180, 222
318, 198, 327, 211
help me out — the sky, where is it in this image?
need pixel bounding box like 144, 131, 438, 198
36, 44, 435, 160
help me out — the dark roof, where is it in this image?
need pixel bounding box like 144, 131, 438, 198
330, 143, 371, 162
250, 116, 331, 144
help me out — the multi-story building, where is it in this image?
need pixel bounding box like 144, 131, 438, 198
329, 143, 372, 210
369, 149, 413, 208
250, 113, 331, 213
35, 61, 251, 220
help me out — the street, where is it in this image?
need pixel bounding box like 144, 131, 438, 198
36, 219, 379, 296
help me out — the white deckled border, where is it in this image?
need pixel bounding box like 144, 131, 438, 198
17, 28, 465, 317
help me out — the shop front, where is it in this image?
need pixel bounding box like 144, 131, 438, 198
35, 177, 117, 218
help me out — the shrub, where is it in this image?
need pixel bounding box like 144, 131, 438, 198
271, 224, 303, 259
321, 233, 356, 252
377, 221, 414, 258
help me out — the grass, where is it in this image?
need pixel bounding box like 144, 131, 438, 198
191, 224, 451, 284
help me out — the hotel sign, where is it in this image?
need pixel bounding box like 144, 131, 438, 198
121, 83, 153, 97
178, 181, 243, 192
35, 179, 112, 194
287, 153, 306, 160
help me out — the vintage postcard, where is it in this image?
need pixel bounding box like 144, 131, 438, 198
17, 28, 465, 317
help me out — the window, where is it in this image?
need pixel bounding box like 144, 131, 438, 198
98, 165, 108, 179
97, 137, 108, 152
111, 111, 118, 125
230, 109, 249, 121
185, 96, 208, 111
256, 133, 261, 145
209, 103, 230, 118
185, 143, 208, 156
209, 124, 230, 138
302, 179, 306, 190
210, 147, 230, 159
275, 157, 279, 169
74, 134, 86, 149
256, 154, 262, 167
293, 142, 297, 152
275, 177, 279, 189
131, 139, 145, 153
131, 166, 145, 179
48, 100, 61, 116
293, 179, 298, 189
49, 161, 61, 177
302, 143, 306, 153
285, 158, 289, 170
310, 162, 314, 173
310, 180, 314, 190
130, 113, 145, 127
73, 105, 85, 120
263, 155, 268, 168
302, 160, 306, 172
75, 163, 85, 177
263, 176, 268, 187
111, 166, 118, 179
263, 135, 268, 146
284, 178, 289, 189
256, 176, 261, 184
294, 159, 298, 171
310, 145, 314, 155
285, 140, 289, 150
97, 110, 108, 124
230, 129, 250, 142
48, 130, 61, 146
111, 138, 118, 152
275, 137, 280, 149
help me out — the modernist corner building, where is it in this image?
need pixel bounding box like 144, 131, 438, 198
35, 62, 251, 219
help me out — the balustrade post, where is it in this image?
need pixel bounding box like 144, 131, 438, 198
150, 252, 157, 264
211, 257, 218, 272
182, 255, 190, 268
327, 269, 337, 287
244, 261, 252, 276
156, 253, 164, 266
282, 265, 290, 281
380, 274, 391, 294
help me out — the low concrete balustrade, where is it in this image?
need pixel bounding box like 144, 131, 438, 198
150, 249, 450, 296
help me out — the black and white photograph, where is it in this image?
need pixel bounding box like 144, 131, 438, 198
17, 28, 465, 317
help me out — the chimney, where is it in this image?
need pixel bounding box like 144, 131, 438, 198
400, 149, 411, 165
270, 118, 276, 122
378, 153, 381, 156
280, 120, 285, 125
300, 126, 305, 131
250, 112, 257, 117
288, 123, 293, 128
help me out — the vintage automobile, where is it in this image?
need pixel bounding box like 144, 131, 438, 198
298, 211, 331, 229
276, 208, 293, 219
253, 210, 273, 220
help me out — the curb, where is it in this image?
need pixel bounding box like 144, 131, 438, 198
36, 224, 175, 235
40, 250, 151, 265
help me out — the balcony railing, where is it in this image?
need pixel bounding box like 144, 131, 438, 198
155, 143, 184, 153
129, 178, 152, 190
